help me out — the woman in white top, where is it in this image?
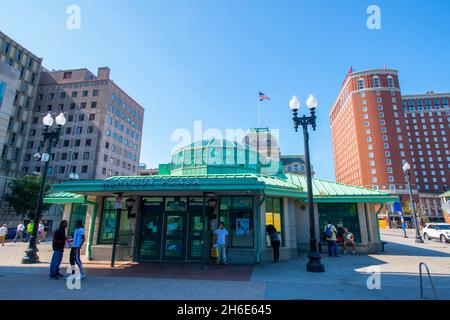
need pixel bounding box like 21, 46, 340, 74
14, 223, 25, 242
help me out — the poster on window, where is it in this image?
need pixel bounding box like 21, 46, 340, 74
236, 218, 250, 237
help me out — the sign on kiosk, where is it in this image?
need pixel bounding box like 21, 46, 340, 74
115, 195, 122, 209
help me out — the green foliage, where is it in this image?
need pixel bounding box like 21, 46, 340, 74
4, 175, 51, 220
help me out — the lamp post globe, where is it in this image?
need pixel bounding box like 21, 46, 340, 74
55, 112, 67, 126
289, 96, 300, 111
306, 94, 318, 110
402, 162, 411, 172
43, 113, 54, 127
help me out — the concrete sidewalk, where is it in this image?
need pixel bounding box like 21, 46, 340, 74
0, 229, 449, 300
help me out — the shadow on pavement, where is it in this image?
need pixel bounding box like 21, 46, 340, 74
381, 241, 450, 258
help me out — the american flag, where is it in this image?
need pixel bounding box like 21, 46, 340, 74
259, 91, 270, 101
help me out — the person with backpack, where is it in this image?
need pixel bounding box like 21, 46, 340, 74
266, 224, 281, 263
324, 221, 339, 257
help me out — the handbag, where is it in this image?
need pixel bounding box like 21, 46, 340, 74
211, 245, 219, 258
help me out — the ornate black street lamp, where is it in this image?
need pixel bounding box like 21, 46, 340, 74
290, 94, 325, 273
402, 162, 424, 243
22, 112, 66, 264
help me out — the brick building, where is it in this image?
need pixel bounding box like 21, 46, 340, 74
330, 67, 450, 221
23, 67, 145, 181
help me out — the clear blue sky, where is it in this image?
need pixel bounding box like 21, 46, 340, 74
1, 0, 450, 180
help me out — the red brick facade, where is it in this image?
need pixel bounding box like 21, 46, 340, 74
330, 68, 450, 217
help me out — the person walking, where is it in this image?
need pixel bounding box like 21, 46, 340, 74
38, 221, 45, 243
214, 222, 229, 265
324, 221, 339, 257
343, 227, 356, 255
266, 224, 281, 262
26, 222, 34, 242
49, 220, 68, 280
14, 222, 25, 243
401, 219, 408, 238
68, 220, 86, 280
0, 224, 8, 246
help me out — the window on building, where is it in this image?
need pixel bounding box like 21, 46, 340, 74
265, 197, 284, 246
372, 76, 381, 88
319, 203, 361, 242
218, 196, 254, 248
357, 79, 365, 90
98, 197, 130, 244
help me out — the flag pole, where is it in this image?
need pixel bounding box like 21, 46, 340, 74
257, 97, 261, 128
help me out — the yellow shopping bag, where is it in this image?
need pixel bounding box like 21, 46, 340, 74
211, 246, 219, 258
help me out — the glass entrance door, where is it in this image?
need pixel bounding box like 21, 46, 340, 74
138, 198, 164, 260
188, 214, 204, 260
162, 214, 187, 260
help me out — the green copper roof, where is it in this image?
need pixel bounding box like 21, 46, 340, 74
43, 192, 87, 204
48, 173, 397, 203
441, 190, 450, 198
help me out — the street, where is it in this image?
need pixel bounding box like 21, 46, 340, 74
0, 229, 448, 300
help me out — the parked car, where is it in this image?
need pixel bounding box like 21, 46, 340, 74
422, 223, 450, 243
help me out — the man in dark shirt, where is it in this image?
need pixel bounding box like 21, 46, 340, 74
49, 220, 68, 279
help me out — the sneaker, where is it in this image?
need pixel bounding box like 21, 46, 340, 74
344, 250, 348, 255
49, 276, 59, 280
55, 273, 64, 278
352, 251, 356, 255
77, 273, 87, 280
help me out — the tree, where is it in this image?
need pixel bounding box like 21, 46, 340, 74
4, 175, 51, 220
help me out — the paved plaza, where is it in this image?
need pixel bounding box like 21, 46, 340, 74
0, 229, 449, 300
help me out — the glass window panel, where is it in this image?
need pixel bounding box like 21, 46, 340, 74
165, 240, 183, 257
165, 197, 187, 212
232, 197, 253, 210
219, 197, 232, 211
166, 215, 184, 236
190, 240, 202, 258
318, 203, 361, 242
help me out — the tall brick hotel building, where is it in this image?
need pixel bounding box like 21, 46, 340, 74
330, 67, 450, 222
